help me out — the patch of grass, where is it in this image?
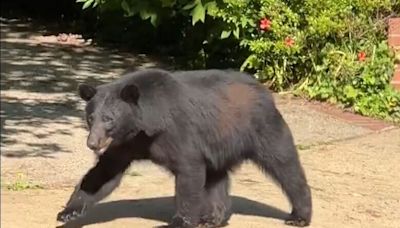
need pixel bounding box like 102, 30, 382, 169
1, 174, 44, 191
4, 181, 44, 191
296, 144, 312, 150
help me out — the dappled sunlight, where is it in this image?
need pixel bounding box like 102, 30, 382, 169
1, 94, 84, 158
0, 17, 168, 158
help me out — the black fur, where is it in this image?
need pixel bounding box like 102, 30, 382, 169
57, 69, 312, 227
80, 131, 155, 194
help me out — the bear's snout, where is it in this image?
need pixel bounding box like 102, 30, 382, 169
87, 132, 113, 155
87, 136, 99, 151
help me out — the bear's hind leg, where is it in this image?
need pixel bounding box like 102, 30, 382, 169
200, 171, 232, 228
252, 139, 312, 226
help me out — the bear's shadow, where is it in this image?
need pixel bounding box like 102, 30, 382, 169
59, 196, 289, 227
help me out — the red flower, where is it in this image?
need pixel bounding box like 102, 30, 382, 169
284, 36, 294, 47
358, 51, 366, 61
259, 18, 272, 31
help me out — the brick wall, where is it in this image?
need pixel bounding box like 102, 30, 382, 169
388, 18, 400, 90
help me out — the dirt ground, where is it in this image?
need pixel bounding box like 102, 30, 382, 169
1, 18, 400, 228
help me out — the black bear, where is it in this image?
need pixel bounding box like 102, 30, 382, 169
57, 69, 312, 227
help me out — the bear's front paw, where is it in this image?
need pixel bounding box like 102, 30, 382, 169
56, 204, 87, 223
284, 217, 309, 227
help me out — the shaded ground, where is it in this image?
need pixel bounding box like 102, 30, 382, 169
1, 18, 400, 228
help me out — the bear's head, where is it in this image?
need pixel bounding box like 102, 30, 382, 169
77, 83, 142, 155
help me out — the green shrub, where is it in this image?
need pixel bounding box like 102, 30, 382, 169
304, 41, 400, 121
209, 0, 400, 122
76, 0, 400, 122
75, 0, 216, 26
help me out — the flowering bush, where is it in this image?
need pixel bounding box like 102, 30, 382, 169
259, 18, 272, 31
209, 0, 400, 122
76, 0, 400, 122
358, 51, 367, 62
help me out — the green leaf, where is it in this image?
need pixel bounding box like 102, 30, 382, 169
240, 18, 248, 27
344, 85, 357, 99
150, 14, 159, 27
204, 1, 217, 16
183, 0, 198, 10
121, 0, 135, 16
191, 2, 205, 25
121, 1, 130, 13
233, 27, 240, 39
161, 0, 176, 7
82, 0, 94, 9
240, 54, 258, 71
139, 9, 159, 27
140, 9, 152, 20
76, 0, 86, 2
220, 30, 231, 39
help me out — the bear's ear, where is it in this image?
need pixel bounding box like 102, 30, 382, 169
120, 84, 140, 105
78, 84, 97, 102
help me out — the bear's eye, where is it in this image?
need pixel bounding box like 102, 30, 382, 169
87, 115, 94, 124
102, 115, 113, 123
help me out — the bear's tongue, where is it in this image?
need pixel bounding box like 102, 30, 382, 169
95, 147, 108, 155
95, 137, 113, 155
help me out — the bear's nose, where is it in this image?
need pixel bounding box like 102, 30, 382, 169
87, 138, 99, 151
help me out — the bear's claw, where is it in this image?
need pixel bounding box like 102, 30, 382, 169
56, 204, 87, 223
284, 217, 309, 227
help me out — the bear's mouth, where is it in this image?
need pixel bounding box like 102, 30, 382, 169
94, 137, 113, 155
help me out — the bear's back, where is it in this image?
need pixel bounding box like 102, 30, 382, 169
172, 69, 273, 106
112, 68, 263, 92
106, 69, 273, 109
172, 69, 259, 90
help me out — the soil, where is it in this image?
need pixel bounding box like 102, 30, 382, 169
1, 18, 400, 228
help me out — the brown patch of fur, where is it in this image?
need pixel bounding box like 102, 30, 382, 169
217, 83, 256, 137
